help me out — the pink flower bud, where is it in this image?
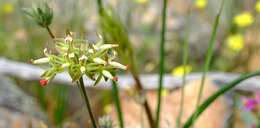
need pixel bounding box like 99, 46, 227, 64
39, 79, 49, 87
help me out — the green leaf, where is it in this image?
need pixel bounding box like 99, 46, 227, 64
182, 71, 260, 128
192, 1, 225, 127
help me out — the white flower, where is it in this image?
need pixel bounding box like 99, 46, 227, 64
79, 55, 88, 61
93, 58, 106, 65
68, 53, 75, 58
33, 57, 50, 64
102, 70, 113, 79
80, 66, 86, 73
109, 61, 127, 70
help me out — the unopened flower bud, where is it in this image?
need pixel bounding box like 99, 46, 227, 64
99, 44, 119, 50
88, 49, 94, 54
68, 53, 75, 58
102, 70, 113, 79
65, 35, 73, 42
93, 58, 106, 65
109, 61, 127, 70
112, 76, 118, 81
79, 55, 88, 61
93, 45, 98, 50
39, 79, 49, 87
43, 48, 48, 55
33, 58, 50, 64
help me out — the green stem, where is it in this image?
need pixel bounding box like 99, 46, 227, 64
176, 4, 192, 127
176, 36, 190, 128
192, 1, 224, 127
131, 71, 155, 128
46, 26, 55, 39
183, 71, 260, 128
77, 77, 98, 128
155, 0, 168, 127
111, 81, 124, 128
96, 0, 155, 127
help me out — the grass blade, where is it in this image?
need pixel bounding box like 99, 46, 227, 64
97, 3, 155, 127
183, 71, 260, 128
176, 2, 193, 127
111, 81, 124, 128
155, 0, 168, 127
192, 0, 225, 127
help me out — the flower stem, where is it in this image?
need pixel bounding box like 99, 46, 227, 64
155, 0, 168, 127
111, 81, 124, 128
46, 26, 55, 39
77, 77, 98, 128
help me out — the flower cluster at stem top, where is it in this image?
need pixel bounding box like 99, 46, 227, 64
33, 33, 127, 86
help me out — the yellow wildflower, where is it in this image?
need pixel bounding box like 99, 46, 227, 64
256, 1, 260, 12
172, 65, 192, 77
195, 0, 207, 9
234, 12, 254, 28
2, 3, 14, 14
104, 104, 113, 114
226, 34, 244, 52
134, 0, 149, 4
161, 88, 169, 97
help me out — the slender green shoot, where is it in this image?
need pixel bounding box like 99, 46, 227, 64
192, 1, 225, 127
196, 0, 225, 107
96, 0, 155, 127
77, 77, 98, 128
155, 0, 168, 127
111, 81, 124, 128
176, 26, 190, 128
46, 26, 55, 39
183, 71, 260, 128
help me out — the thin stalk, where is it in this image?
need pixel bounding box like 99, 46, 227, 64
95, 0, 155, 127
111, 81, 124, 128
132, 73, 155, 128
176, 5, 192, 127
176, 37, 190, 128
192, 1, 224, 127
155, 0, 168, 127
129, 53, 154, 127
46, 26, 55, 39
77, 77, 98, 128
183, 71, 260, 128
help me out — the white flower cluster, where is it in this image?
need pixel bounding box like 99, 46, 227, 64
32, 33, 127, 86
